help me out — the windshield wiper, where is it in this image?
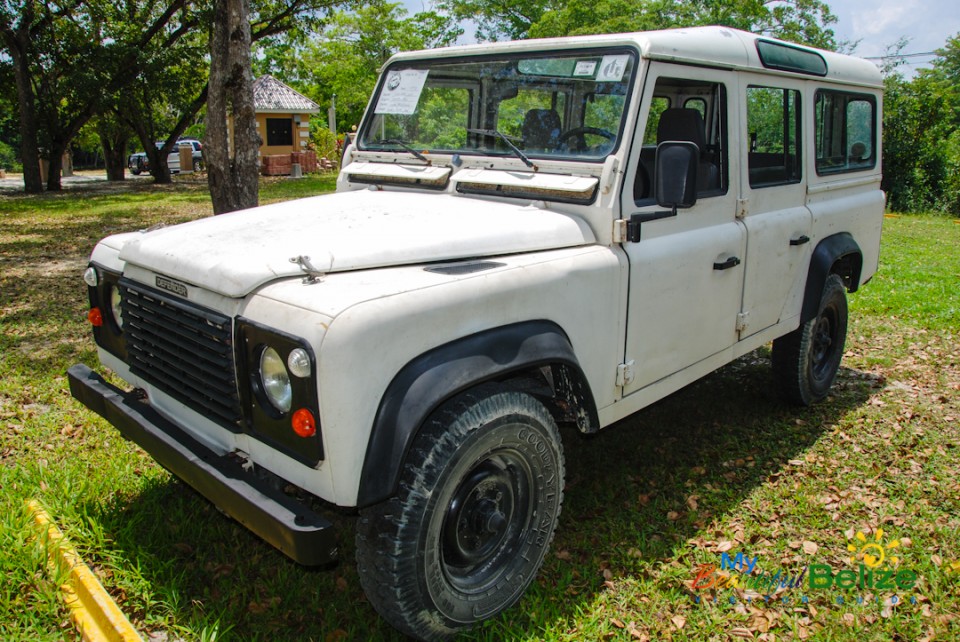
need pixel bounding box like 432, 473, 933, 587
466, 128, 536, 169
372, 138, 431, 165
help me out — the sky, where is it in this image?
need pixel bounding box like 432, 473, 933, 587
400, 0, 960, 76
828, 0, 960, 75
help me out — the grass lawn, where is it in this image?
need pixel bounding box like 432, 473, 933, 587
1, 178, 958, 641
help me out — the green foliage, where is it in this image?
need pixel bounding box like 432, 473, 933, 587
439, 0, 838, 48
882, 32, 960, 216
0, 139, 21, 171
255, 0, 462, 132
309, 122, 340, 162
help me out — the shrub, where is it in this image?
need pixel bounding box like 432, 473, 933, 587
0, 140, 23, 172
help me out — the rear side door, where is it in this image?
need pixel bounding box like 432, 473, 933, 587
619, 63, 746, 394
737, 76, 812, 338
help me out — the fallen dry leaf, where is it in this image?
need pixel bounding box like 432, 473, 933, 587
802, 541, 819, 555
671, 615, 686, 630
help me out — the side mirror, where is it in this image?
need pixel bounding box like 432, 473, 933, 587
655, 141, 698, 210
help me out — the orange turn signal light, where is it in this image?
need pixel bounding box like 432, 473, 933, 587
291, 408, 316, 438
88, 308, 104, 327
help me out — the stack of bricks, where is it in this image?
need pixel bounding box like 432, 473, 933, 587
291, 151, 319, 173
261, 154, 292, 176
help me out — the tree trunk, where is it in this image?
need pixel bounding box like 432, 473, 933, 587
206, 0, 260, 215
99, 130, 129, 181
45, 138, 66, 191
3, 21, 43, 194
147, 146, 173, 184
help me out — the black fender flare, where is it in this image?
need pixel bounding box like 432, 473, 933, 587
801, 232, 863, 323
357, 320, 597, 507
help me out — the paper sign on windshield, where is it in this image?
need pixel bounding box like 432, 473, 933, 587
597, 55, 629, 82
374, 69, 430, 115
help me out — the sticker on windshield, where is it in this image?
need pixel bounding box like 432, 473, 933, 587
574, 60, 597, 77
596, 55, 629, 82
375, 69, 429, 115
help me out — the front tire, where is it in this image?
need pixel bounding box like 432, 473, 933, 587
356, 386, 565, 641
773, 273, 848, 405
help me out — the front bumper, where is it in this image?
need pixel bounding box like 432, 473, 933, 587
67, 363, 338, 566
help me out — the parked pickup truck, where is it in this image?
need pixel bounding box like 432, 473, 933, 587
71, 26, 883, 640
128, 138, 203, 175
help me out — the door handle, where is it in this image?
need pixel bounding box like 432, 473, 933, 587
790, 235, 810, 246
713, 256, 741, 271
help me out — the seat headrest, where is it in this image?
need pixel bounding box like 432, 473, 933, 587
522, 109, 562, 149
657, 108, 706, 149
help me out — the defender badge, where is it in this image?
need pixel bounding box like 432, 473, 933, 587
156, 276, 188, 297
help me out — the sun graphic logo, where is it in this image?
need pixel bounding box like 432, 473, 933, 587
847, 528, 901, 568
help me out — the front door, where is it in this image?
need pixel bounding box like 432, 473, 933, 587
620, 63, 746, 395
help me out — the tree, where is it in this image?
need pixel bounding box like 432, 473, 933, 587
206, 0, 260, 214
0, 0, 207, 192
255, 1, 461, 132
438, 0, 838, 48
94, 113, 135, 181
882, 33, 960, 215
119, 33, 210, 184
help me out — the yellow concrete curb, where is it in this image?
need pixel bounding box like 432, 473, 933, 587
25, 500, 142, 642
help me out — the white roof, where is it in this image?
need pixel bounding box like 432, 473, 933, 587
386, 26, 882, 89
252, 75, 321, 114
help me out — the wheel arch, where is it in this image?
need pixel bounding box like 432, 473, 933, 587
801, 232, 862, 324
357, 320, 598, 507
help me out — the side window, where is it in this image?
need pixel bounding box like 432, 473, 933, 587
634, 79, 727, 205
684, 97, 707, 119
747, 86, 801, 187
815, 90, 877, 174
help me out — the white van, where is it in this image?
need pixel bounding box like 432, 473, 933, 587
71, 26, 883, 640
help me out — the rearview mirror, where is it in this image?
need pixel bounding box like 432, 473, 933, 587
655, 141, 698, 210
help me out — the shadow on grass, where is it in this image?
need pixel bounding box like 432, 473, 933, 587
80, 349, 874, 641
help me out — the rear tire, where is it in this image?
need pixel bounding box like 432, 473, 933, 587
356, 386, 565, 641
773, 273, 848, 405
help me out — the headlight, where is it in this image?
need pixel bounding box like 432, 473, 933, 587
109, 285, 123, 329
259, 346, 292, 413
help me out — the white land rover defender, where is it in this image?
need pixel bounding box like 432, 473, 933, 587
69, 26, 883, 640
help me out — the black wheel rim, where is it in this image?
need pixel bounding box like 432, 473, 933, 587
440, 451, 532, 591
810, 307, 837, 379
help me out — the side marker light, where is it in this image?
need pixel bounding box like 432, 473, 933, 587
291, 408, 317, 438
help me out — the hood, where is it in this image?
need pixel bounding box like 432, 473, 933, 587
117, 189, 596, 297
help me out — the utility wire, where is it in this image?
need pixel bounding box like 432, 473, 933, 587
863, 51, 938, 60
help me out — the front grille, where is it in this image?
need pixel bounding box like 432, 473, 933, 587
119, 278, 242, 429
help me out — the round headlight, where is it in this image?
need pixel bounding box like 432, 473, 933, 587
287, 348, 311, 378
83, 266, 99, 287
259, 347, 292, 413
109, 285, 123, 329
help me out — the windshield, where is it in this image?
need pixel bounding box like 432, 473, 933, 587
359, 49, 637, 162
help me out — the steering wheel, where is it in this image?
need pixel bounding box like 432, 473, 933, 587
557, 127, 616, 152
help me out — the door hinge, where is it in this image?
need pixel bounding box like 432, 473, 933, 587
736, 198, 749, 219
736, 312, 750, 333
613, 219, 642, 243
616, 360, 636, 387
613, 219, 628, 243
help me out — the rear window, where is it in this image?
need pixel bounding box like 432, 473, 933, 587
815, 90, 877, 175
